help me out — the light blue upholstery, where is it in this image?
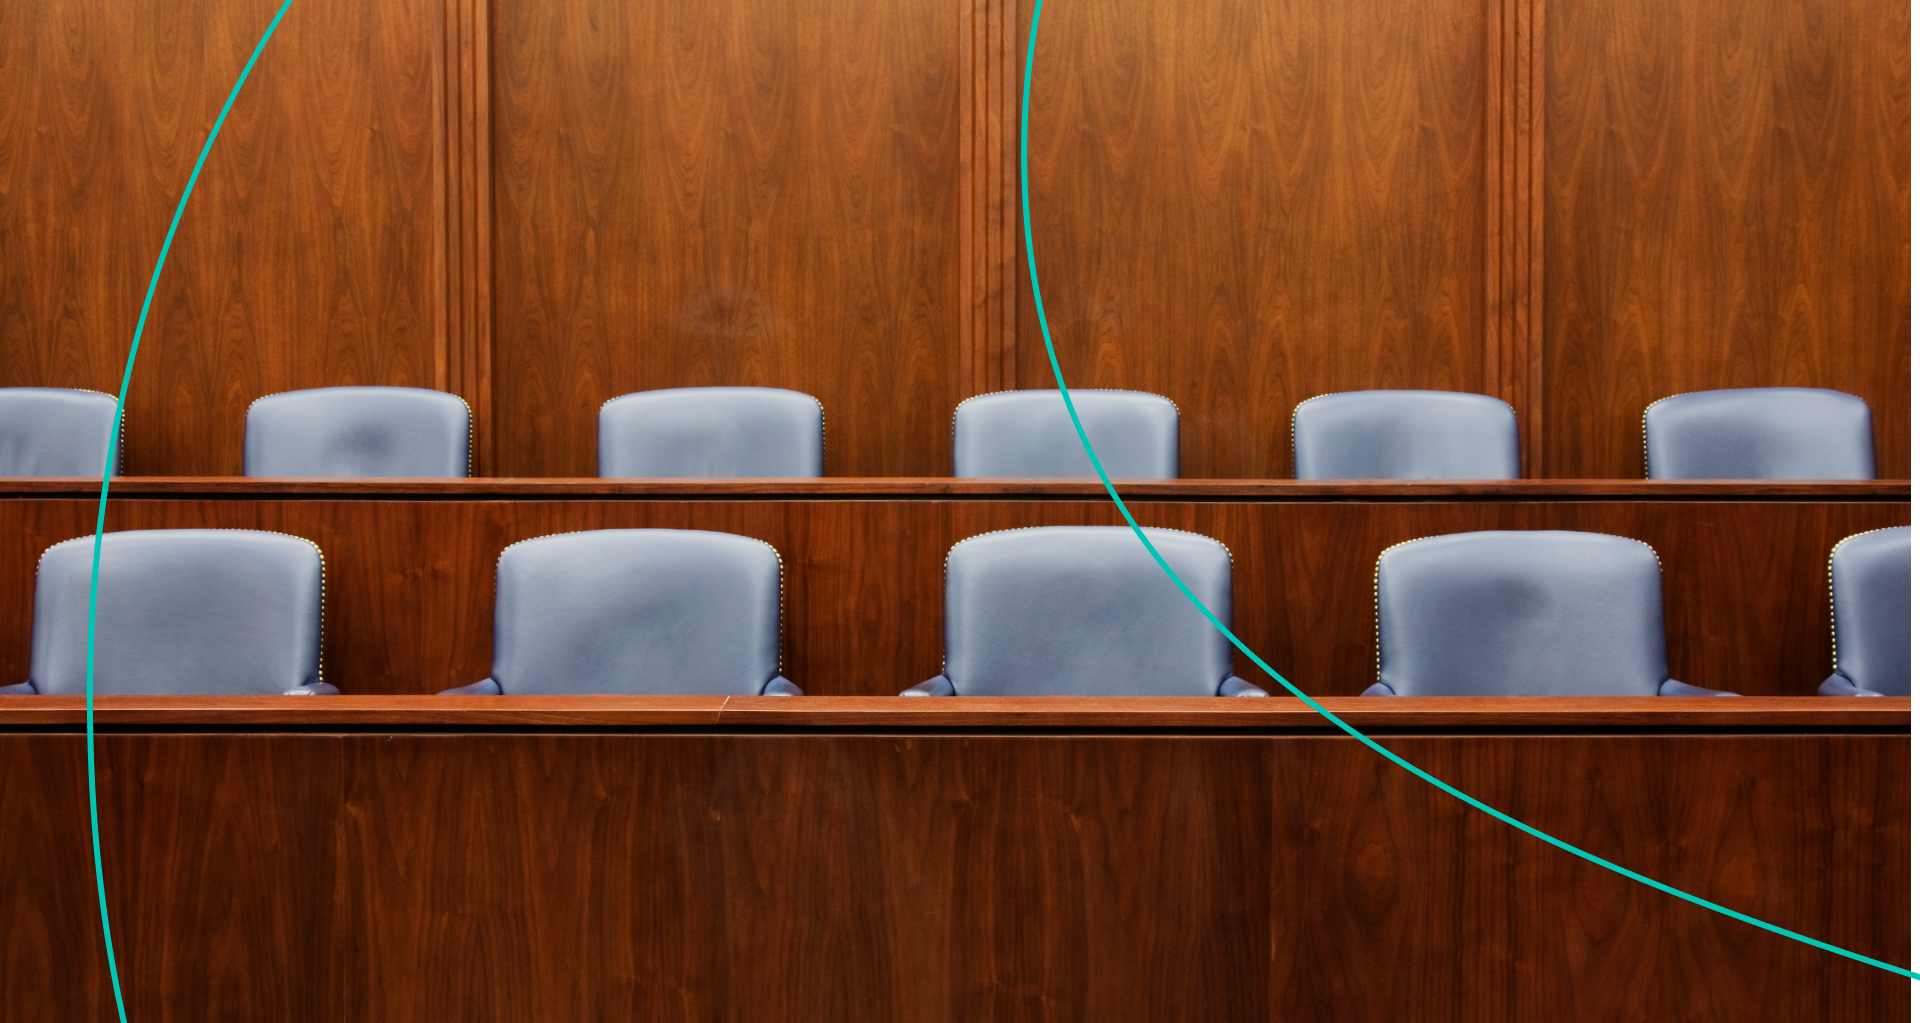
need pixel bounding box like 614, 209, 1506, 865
902, 526, 1261, 697
17, 529, 331, 696
0, 388, 119, 477
953, 390, 1178, 479
599, 387, 824, 478
1644, 387, 1875, 480
444, 528, 796, 696
244, 386, 470, 478
1292, 390, 1518, 480
1365, 530, 1733, 697
1819, 527, 1910, 696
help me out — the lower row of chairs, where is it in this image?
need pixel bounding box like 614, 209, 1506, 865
0, 525, 1907, 698
0, 384, 1884, 480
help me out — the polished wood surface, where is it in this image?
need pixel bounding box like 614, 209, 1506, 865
0, 714, 1904, 1019
4, 0, 1905, 480
1, 695, 1905, 730
1014, 0, 1493, 480
1, 477, 1905, 499
0, 488, 1901, 697
0, 0, 446, 476
1542, 0, 1911, 479
488, 0, 964, 479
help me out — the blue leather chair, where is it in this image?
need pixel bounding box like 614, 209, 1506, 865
441, 529, 800, 696
953, 390, 1179, 478
1292, 390, 1518, 480
1818, 526, 1909, 696
1363, 530, 1733, 697
901, 526, 1264, 697
0, 529, 333, 696
599, 387, 824, 478
244, 386, 471, 477
0, 388, 119, 477
1644, 387, 1875, 479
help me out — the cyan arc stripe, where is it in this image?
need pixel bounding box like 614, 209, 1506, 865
1018, 0, 1913, 981
84, 4, 296, 1019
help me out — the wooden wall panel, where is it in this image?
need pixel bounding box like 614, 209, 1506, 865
0, 736, 343, 1021
0, 731, 1904, 1018
0, 496, 1898, 696
488, 0, 964, 477
1542, 0, 1911, 478
1012, 0, 1491, 479
0, 0, 446, 476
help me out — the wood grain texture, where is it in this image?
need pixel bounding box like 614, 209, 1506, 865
0, 477, 1906, 498
0, 494, 1900, 697
2, 694, 1907, 730
0, 0, 446, 476
488, 0, 964, 478
1486, 0, 1546, 471
0, 730, 1904, 1018
439, 0, 495, 474
1013, 0, 1490, 479
1543, 0, 1911, 478
0, 736, 342, 1021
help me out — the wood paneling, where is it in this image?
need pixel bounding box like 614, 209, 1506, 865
0, 491, 1899, 696
0, 735, 341, 1021
0, 0, 446, 476
5, 694, 1908, 730
0, 728, 1905, 1018
1543, 0, 1911, 478
488, 0, 964, 477
1013, 0, 1491, 479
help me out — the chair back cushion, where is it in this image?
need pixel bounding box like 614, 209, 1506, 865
0, 388, 118, 477
245, 386, 470, 477
599, 387, 823, 478
31, 529, 323, 694
491, 529, 782, 695
1376, 530, 1669, 696
953, 390, 1178, 478
1831, 526, 1910, 695
1293, 390, 1518, 480
944, 526, 1231, 695
1644, 387, 1874, 479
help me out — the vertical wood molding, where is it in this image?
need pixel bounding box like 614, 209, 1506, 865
438, 0, 494, 475
961, 0, 1018, 395
1485, 0, 1545, 474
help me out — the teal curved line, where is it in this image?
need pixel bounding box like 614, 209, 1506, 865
83, 3, 295, 1018
1017, 0, 1913, 981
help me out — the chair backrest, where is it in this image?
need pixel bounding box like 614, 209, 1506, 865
1830, 526, 1910, 696
953, 390, 1178, 478
245, 386, 471, 477
1293, 390, 1518, 480
1375, 530, 1670, 696
598, 387, 823, 478
0, 388, 119, 477
489, 529, 783, 695
1643, 387, 1875, 479
30, 529, 323, 695
942, 526, 1232, 696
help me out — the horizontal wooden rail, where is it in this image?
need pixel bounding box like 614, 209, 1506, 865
0, 695, 1904, 730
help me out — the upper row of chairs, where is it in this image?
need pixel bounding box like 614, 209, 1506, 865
0, 384, 1885, 480
1, 523, 1905, 699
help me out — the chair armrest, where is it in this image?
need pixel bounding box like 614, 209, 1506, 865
439, 679, 503, 696
1359, 681, 1396, 697
0, 681, 36, 695
1216, 676, 1268, 697
1817, 673, 1885, 697
761, 676, 803, 696
282, 682, 340, 696
1657, 679, 1739, 697
900, 675, 956, 697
